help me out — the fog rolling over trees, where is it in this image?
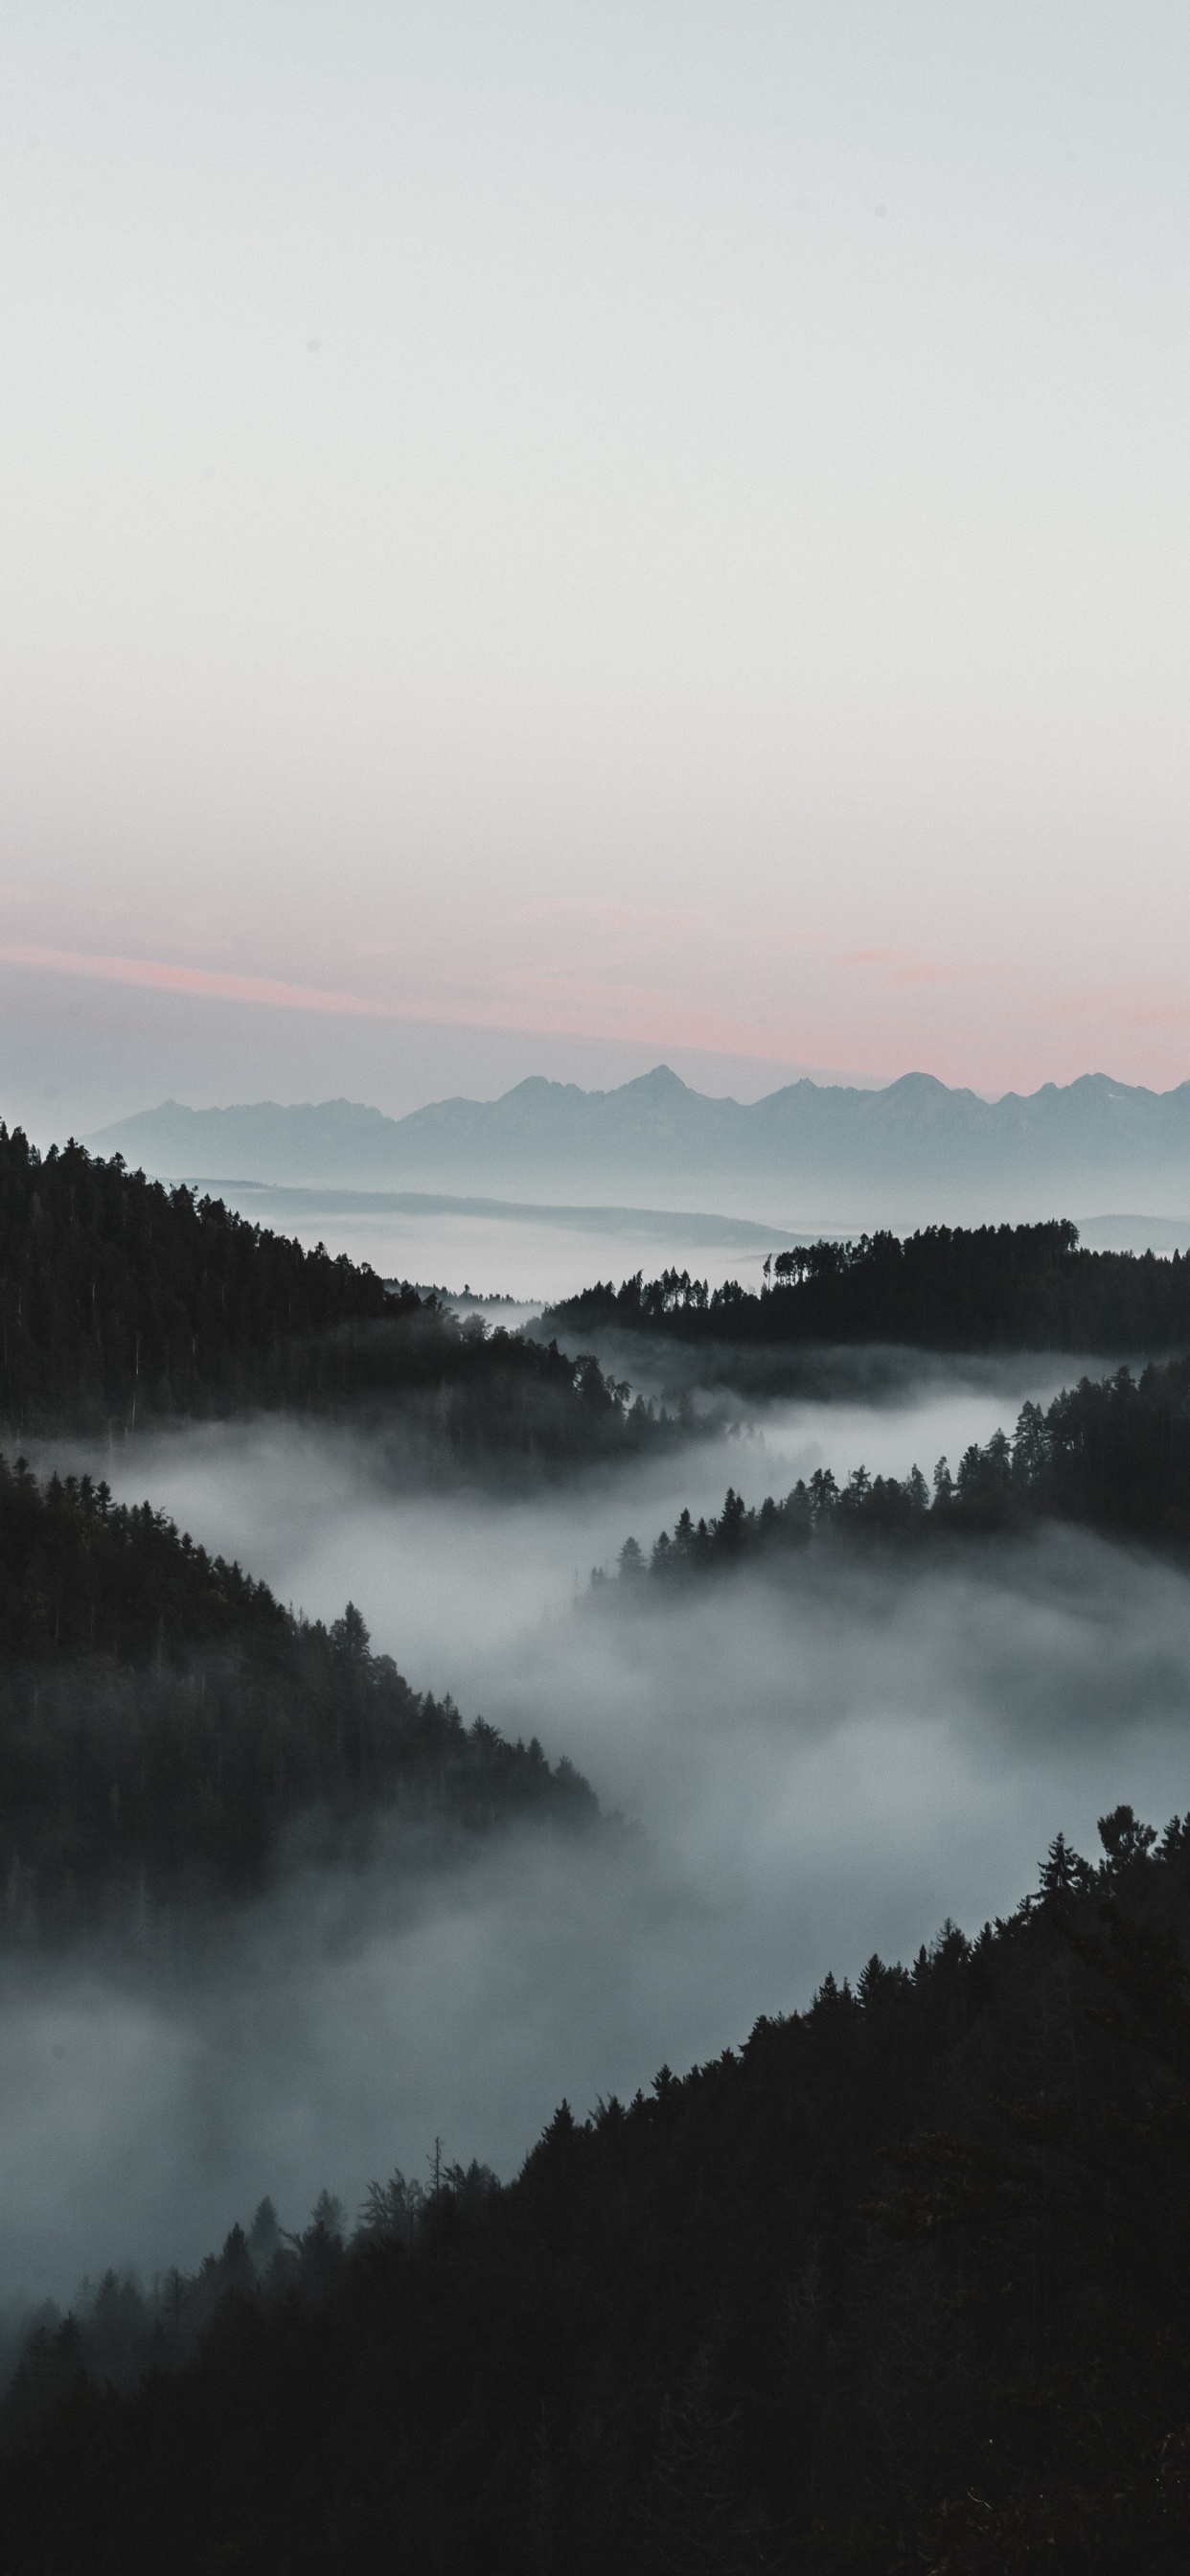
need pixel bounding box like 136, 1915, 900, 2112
541, 1221, 1190, 1368
591, 1354, 1190, 1586
4, 1381, 1190, 2305
3, 1158, 1190, 2564
0, 1456, 595, 1943
6, 1808, 1189, 2568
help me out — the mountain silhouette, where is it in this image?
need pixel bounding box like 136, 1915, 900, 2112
86, 1065, 1190, 1225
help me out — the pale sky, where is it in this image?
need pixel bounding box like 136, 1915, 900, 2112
3, 0, 1190, 1113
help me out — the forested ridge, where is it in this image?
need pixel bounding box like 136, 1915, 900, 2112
600, 1355, 1190, 1584
0, 1456, 594, 1943
543, 1220, 1190, 1356
1, 1809, 1188, 2572
0, 1126, 670, 1462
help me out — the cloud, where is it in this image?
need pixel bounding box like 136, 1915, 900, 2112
0, 945, 390, 1021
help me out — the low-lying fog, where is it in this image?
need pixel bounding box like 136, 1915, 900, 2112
8, 1360, 1190, 2307
190, 1182, 802, 1305
116, 1179, 1190, 1305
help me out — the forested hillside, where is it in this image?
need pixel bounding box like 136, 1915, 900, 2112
0, 1456, 594, 1943
0, 1126, 665, 1462
1, 1808, 1186, 2572
543, 1221, 1190, 1357
599, 1355, 1190, 1585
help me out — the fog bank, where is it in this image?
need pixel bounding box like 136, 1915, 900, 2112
5, 1372, 1189, 2303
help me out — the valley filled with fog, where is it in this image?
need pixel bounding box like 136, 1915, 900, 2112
157, 1180, 804, 1307
8, 1346, 1190, 2306
106, 1176, 1190, 1309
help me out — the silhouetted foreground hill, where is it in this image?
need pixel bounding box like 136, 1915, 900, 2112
1, 1811, 1187, 2572
0, 1457, 594, 1941
0, 1127, 666, 1462
90, 1064, 1190, 1218
544, 1221, 1190, 1358
597, 1355, 1190, 1581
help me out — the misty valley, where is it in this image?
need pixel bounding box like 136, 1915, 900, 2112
1, 1133, 1190, 2569
14, 0, 1190, 2545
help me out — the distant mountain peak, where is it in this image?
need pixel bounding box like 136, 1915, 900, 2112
883, 1070, 962, 1098
626, 1064, 689, 1093
501, 1075, 591, 1102
80, 1066, 1190, 1223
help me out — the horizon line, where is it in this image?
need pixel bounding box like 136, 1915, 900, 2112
80, 1063, 1187, 1136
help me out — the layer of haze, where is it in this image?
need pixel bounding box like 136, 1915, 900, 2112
116, 1186, 1190, 1302
4, 3, 1190, 1092
126, 1184, 801, 1305
0, 961, 865, 1156
8, 1362, 1190, 2299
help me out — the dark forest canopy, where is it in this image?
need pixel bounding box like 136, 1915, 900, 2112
2, 1809, 1189, 2572
0, 1126, 668, 1462
599, 1355, 1190, 1587
0, 1455, 595, 1943
542, 1219, 1190, 1357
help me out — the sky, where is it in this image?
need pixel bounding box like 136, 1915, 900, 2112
3, 0, 1190, 1120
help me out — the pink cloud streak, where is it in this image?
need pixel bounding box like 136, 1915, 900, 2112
0, 944, 390, 1020
4, 936, 1186, 1100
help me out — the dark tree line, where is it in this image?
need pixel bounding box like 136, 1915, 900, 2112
599, 1354, 1190, 1589
1, 1809, 1188, 2571
543, 1220, 1190, 1356
0, 1456, 595, 1944
0, 1125, 388, 1427
0, 1127, 674, 1464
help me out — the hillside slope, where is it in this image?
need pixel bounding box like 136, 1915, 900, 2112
0, 1126, 679, 1465
0, 1810, 1185, 2571
0, 1455, 595, 1940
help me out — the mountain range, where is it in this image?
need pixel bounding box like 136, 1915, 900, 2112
84, 1066, 1190, 1228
